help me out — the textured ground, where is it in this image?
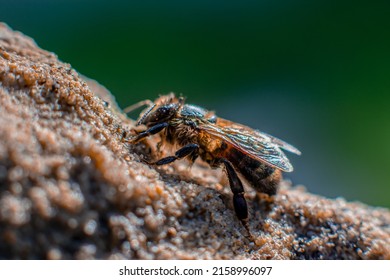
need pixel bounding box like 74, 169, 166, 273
0, 23, 389, 259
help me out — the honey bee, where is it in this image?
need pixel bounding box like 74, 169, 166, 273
125, 93, 300, 240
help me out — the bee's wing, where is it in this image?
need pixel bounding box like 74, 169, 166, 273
200, 119, 298, 172
255, 131, 301, 155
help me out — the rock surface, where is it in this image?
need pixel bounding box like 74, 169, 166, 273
0, 23, 389, 259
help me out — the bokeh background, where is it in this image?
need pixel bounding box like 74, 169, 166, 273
2, 0, 389, 208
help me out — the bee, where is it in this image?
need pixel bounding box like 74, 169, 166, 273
125, 93, 300, 240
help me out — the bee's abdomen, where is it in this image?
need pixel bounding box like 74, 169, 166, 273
228, 149, 281, 195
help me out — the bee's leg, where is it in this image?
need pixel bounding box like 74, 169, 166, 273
128, 122, 168, 143
123, 99, 153, 114
220, 159, 253, 241
148, 143, 199, 165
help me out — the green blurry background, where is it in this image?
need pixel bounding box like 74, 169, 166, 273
1, 0, 389, 207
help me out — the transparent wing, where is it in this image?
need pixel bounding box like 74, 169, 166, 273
200, 118, 300, 172
255, 131, 301, 155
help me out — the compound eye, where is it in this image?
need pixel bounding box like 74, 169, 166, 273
156, 103, 176, 118
156, 106, 170, 116
143, 103, 178, 125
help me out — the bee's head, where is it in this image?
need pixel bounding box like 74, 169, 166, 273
137, 93, 183, 126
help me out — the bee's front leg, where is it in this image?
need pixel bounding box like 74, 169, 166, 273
127, 122, 169, 143
147, 143, 199, 165
220, 158, 254, 241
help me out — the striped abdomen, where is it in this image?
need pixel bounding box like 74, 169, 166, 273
227, 148, 281, 195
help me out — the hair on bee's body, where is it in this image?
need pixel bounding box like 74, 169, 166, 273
126, 93, 300, 240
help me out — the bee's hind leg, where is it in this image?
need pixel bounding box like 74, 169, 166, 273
220, 159, 254, 242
